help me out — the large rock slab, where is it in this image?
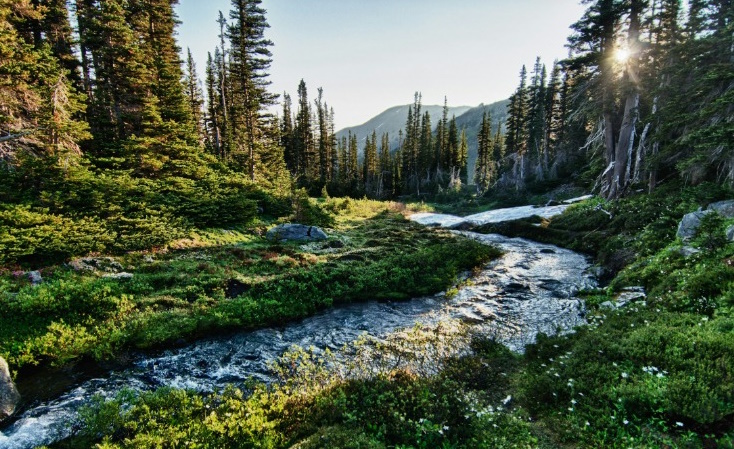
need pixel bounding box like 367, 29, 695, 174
266, 224, 328, 242
0, 356, 20, 423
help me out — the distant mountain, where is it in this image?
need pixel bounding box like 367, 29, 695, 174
336, 104, 472, 151
335, 99, 509, 182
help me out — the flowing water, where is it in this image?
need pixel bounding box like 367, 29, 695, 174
0, 226, 596, 449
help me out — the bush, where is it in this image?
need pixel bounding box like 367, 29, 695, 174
0, 205, 113, 265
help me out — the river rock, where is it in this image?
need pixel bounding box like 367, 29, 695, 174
0, 356, 20, 423
676, 210, 712, 241
266, 224, 328, 242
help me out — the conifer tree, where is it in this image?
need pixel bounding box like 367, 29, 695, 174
204, 51, 223, 156
227, 0, 278, 181
418, 111, 433, 183
474, 111, 493, 192
363, 130, 378, 194
184, 48, 205, 143
294, 79, 314, 181
435, 97, 449, 173
458, 128, 469, 183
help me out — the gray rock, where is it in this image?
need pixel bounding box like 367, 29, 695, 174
266, 224, 328, 242
0, 356, 20, 423
599, 301, 616, 310
102, 272, 134, 280
727, 225, 734, 242
617, 286, 646, 307
707, 200, 734, 218
27, 270, 42, 286
678, 246, 701, 257
676, 210, 712, 241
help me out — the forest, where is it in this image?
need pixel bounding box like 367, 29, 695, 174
0, 0, 733, 448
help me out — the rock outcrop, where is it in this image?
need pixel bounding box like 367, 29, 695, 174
676, 200, 734, 242
0, 356, 20, 423
266, 224, 328, 243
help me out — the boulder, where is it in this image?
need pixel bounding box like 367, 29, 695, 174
266, 224, 328, 243
727, 225, 734, 242
0, 356, 20, 423
676, 210, 712, 241
27, 270, 42, 286
707, 200, 734, 218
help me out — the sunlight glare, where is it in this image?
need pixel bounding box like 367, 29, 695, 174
615, 47, 630, 64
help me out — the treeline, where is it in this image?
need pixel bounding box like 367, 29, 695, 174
281, 88, 475, 198
0, 0, 292, 265
490, 0, 733, 199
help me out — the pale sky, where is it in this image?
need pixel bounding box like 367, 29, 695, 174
176, 0, 586, 131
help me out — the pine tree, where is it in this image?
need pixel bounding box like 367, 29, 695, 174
418, 111, 433, 184
204, 51, 223, 156
435, 97, 449, 173
459, 128, 469, 182
227, 0, 278, 182
363, 130, 378, 194
447, 115, 459, 171
1, 0, 88, 155
294, 79, 314, 181
281, 92, 295, 172
378, 132, 391, 197
184, 48, 205, 144
315, 87, 330, 182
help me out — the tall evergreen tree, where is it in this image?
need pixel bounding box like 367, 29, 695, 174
294, 79, 314, 181
184, 47, 205, 144
227, 0, 278, 181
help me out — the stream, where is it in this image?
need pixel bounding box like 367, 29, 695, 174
0, 223, 596, 448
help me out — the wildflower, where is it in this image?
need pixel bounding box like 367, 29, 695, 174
676, 421, 684, 427
585, 421, 590, 426
623, 419, 629, 425
443, 425, 449, 431
568, 407, 574, 411
502, 395, 512, 405
621, 372, 629, 378
571, 399, 577, 405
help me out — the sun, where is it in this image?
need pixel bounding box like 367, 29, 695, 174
615, 47, 631, 64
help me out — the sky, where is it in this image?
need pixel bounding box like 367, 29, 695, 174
176, 0, 587, 131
